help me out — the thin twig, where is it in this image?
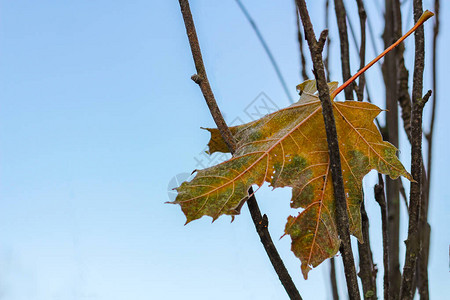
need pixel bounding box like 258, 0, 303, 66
375, 174, 390, 300
295, 3, 308, 81
355, 0, 367, 101
417, 2, 439, 299
383, 2, 402, 297
426, 0, 439, 201
398, 178, 409, 210
330, 257, 340, 300
399, 2, 428, 298
178, 2, 236, 152
351, 1, 376, 298
346, 9, 359, 54
295, 1, 360, 299
332, 10, 433, 100
324, 3, 338, 297
324, 0, 331, 81
178, 1, 302, 299
366, 6, 382, 68
399, 89, 432, 300
345, 7, 380, 104
334, 0, 354, 100
393, 0, 413, 141
235, 0, 294, 104
357, 201, 378, 300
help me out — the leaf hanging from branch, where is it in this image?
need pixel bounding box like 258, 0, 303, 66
170, 80, 412, 278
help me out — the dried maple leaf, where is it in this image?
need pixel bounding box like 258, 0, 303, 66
170, 80, 412, 278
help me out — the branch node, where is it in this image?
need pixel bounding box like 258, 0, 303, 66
419, 89, 432, 108
191, 74, 203, 84
317, 29, 329, 52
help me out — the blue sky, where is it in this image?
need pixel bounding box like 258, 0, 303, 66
0, 1, 448, 299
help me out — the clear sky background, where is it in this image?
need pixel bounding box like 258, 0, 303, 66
0, 1, 448, 299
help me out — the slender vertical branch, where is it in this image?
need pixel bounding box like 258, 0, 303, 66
399, 90, 432, 299
235, 0, 294, 103
330, 257, 340, 300
357, 201, 378, 300
426, 0, 439, 197
383, 1, 401, 297
346, 9, 359, 54
323, 3, 338, 296
399, 178, 409, 210
295, 3, 308, 81
375, 175, 390, 300
393, 0, 413, 141
366, 7, 381, 69
324, 0, 331, 81
295, 1, 360, 299
355, 0, 366, 101
352, 1, 376, 298
333, 0, 354, 100
246, 190, 302, 300
418, 2, 439, 299
399, 6, 431, 297
178, 2, 302, 299
178, 1, 236, 152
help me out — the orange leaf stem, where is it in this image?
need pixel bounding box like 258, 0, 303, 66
331, 10, 434, 100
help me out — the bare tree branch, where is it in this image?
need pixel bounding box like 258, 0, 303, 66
329, 257, 340, 300
295, 3, 309, 81
324, 0, 331, 81
355, 0, 367, 102
383, 1, 401, 297
295, 1, 360, 298
358, 200, 378, 300
334, 0, 354, 100
418, 2, 440, 299
178, 2, 302, 298
400, 89, 431, 300
393, 0, 413, 141
375, 175, 391, 300
426, 0, 439, 199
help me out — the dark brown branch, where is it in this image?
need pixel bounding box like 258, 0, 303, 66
178, 1, 236, 152
357, 201, 377, 300
235, 0, 294, 103
383, 1, 401, 297
178, 1, 302, 299
393, 0, 413, 141
418, 2, 439, 299
399, 89, 431, 300
366, 7, 382, 70
399, 3, 428, 299
246, 190, 303, 300
295, 1, 360, 299
375, 174, 390, 300
416, 208, 430, 300
398, 178, 409, 210
345, 8, 377, 102
334, 0, 354, 100
295, 3, 309, 81
352, 2, 377, 298
324, 0, 331, 81
324, 3, 337, 296
355, 0, 367, 101
346, 9, 359, 54
317, 29, 329, 53
391, 3, 432, 296
329, 257, 340, 300
426, 0, 439, 199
